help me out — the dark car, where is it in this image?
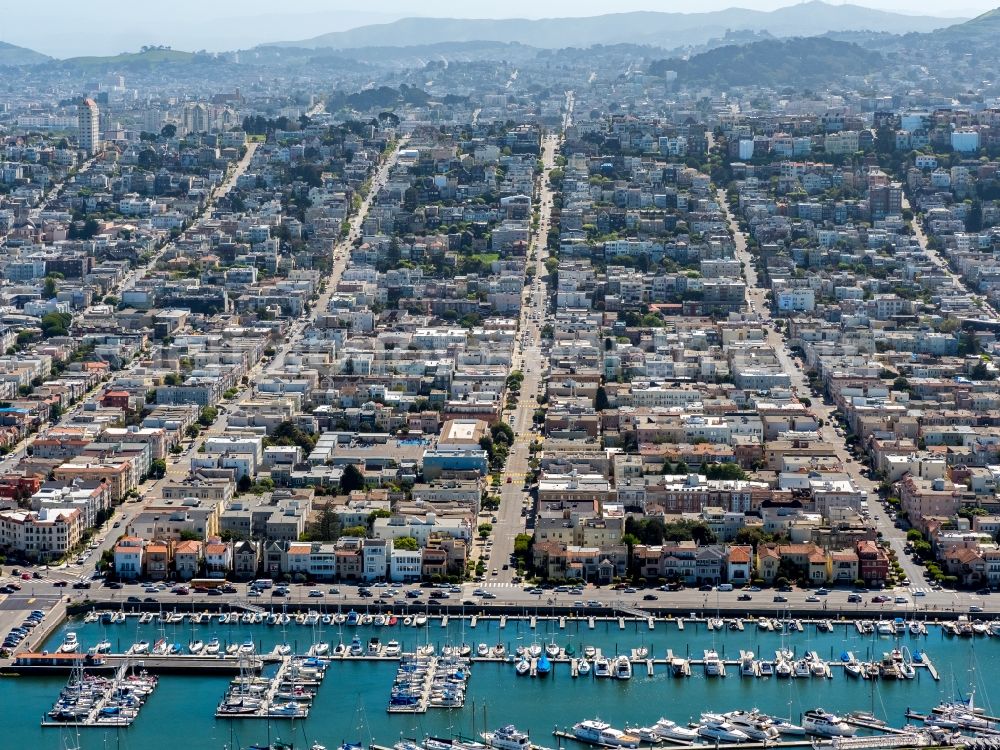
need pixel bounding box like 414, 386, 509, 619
126, 596, 141, 603
143, 597, 156, 603
207, 589, 223, 596
976, 588, 992, 595
738, 593, 753, 601
71, 581, 90, 589
642, 594, 658, 601
429, 591, 448, 599
698, 584, 713, 591
773, 595, 788, 603
777, 585, 793, 592
271, 590, 287, 597
54, 580, 69, 587
107, 581, 123, 589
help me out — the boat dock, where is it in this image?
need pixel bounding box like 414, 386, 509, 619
215, 655, 322, 720
471, 616, 478, 628
41, 659, 158, 728
551, 729, 825, 749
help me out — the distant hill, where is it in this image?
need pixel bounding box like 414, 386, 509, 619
932, 7, 1000, 40
269, 2, 962, 51
58, 47, 197, 69
0, 41, 50, 66
651, 36, 883, 89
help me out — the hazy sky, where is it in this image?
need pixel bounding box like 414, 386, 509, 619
7, 0, 996, 57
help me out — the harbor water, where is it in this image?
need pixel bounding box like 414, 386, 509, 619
10, 611, 1000, 749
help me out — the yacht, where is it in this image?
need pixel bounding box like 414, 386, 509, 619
876, 620, 894, 636
793, 659, 811, 678
478, 643, 490, 657
573, 719, 640, 748
384, 640, 401, 658
703, 649, 722, 677
482, 725, 531, 750
697, 714, 749, 743
349, 635, 363, 656
767, 717, 806, 736
593, 657, 612, 678
577, 659, 591, 676
802, 709, 856, 737
758, 660, 774, 677
614, 656, 632, 680
669, 657, 688, 677
515, 658, 531, 676
205, 637, 221, 655
651, 719, 698, 742
59, 632, 80, 653
739, 651, 756, 677
726, 711, 778, 741
623, 726, 660, 744
775, 659, 793, 679
545, 641, 560, 658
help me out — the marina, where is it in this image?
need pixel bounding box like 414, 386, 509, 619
4, 608, 1000, 748
41, 658, 158, 728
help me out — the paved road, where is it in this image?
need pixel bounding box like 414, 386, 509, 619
489, 95, 574, 585
716, 188, 924, 588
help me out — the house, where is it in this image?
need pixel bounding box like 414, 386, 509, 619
145, 541, 171, 580
204, 539, 232, 578
174, 540, 203, 580
362, 538, 388, 581
725, 545, 753, 584
390, 546, 422, 582
233, 540, 259, 579
114, 537, 144, 579
828, 548, 859, 583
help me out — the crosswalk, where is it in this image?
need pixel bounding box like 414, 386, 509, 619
907, 587, 931, 595
482, 582, 518, 589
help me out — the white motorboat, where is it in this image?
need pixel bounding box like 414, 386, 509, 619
583, 646, 596, 659
697, 714, 749, 743
651, 719, 698, 742
59, 632, 80, 653
482, 725, 531, 750
726, 711, 778, 741
130, 640, 150, 655
802, 709, 856, 737
775, 659, 793, 678
384, 640, 401, 658
703, 649, 722, 676
614, 656, 632, 680
527, 643, 542, 658
92, 639, 112, 654
768, 717, 806, 736
478, 643, 490, 657
515, 657, 531, 676
573, 719, 639, 748
624, 726, 660, 744
414, 615, 427, 627
188, 639, 204, 655
758, 660, 774, 677
492, 644, 505, 658
593, 657, 612, 678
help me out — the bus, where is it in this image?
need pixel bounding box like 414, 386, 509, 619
188, 578, 229, 590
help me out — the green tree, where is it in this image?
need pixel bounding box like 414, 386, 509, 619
160, 123, 177, 139
340, 463, 365, 494
198, 406, 218, 426
178, 530, 201, 541
149, 459, 167, 479
185, 424, 200, 439
43, 276, 58, 298
703, 462, 747, 481
393, 536, 419, 551
478, 523, 493, 539
594, 386, 610, 411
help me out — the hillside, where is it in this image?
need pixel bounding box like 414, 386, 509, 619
58, 47, 197, 69
932, 7, 1000, 40
0, 41, 50, 66
269, 2, 961, 51
650, 36, 883, 89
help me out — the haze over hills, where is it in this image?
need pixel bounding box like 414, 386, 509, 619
268, 2, 965, 51
0, 41, 51, 67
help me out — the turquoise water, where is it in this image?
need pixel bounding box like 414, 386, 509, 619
11, 614, 1000, 750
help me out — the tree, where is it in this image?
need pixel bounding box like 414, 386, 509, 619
393, 536, 419, 551
340, 463, 365, 494
594, 386, 610, 411
160, 123, 177, 139
237, 474, 252, 493
43, 276, 58, 298
198, 406, 218, 427
149, 459, 167, 479
478, 523, 493, 539
178, 530, 201, 541
490, 421, 514, 446
342, 525, 368, 538
185, 424, 200, 439
704, 463, 747, 481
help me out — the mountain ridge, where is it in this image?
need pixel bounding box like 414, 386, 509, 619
0, 40, 51, 67
266, 2, 964, 51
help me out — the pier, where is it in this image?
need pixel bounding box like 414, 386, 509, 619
42, 659, 158, 728
215, 655, 322, 720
